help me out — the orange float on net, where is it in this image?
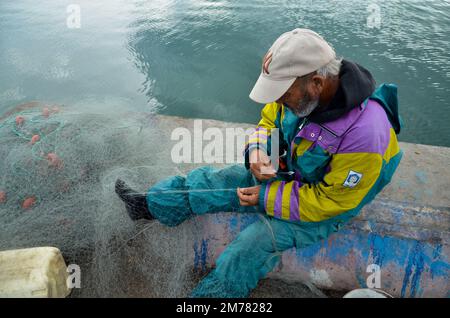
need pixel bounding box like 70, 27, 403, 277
22, 196, 36, 209
47, 152, 63, 169
30, 134, 40, 145
0, 191, 6, 203
15, 116, 25, 126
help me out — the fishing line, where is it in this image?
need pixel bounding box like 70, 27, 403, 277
86, 184, 269, 266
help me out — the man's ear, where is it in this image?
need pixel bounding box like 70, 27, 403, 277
311, 74, 325, 93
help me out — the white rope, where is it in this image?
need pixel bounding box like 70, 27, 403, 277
147, 188, 237, 195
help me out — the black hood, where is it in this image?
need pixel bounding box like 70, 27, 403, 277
308, 59, 376, 124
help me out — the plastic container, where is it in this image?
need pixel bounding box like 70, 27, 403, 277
0, 247, 71, 298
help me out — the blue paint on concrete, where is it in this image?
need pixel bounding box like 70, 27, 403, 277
292, 229, 448, 297
292, 230, 448, 280
400, 251, 414, 297
193, 239, 209, 272
369, 233, 386, 266
410, 243, 425, 297
200, 239, 208, 272
432, 244, 442, 260
295, 240, 323, 260
365, 233, 411, 285
430, 261, 450, 279
356, 273, 366, 288
317, 229, 357, 263
415, 171, 427, 184
401, 241, 426, 298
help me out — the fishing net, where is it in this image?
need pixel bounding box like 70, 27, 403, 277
0, 103, 323, 297
0, 104, 205, 297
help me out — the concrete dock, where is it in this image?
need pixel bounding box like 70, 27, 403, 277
0, 110, 448, 298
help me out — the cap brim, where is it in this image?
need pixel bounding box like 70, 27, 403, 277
249, 74, 296, 104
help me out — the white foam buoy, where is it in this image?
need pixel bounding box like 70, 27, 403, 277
343, 288, 393, 298
0, 247, 71, 298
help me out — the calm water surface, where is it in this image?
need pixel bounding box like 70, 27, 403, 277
1, 0, 449, 146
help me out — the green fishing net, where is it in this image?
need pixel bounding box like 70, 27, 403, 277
0, 104, 205, 296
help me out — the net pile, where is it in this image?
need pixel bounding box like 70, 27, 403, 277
0, 104, 203, 297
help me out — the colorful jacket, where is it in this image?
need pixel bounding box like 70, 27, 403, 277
245, 83, 403, 225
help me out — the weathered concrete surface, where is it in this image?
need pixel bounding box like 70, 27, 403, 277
148, 114, 450, 298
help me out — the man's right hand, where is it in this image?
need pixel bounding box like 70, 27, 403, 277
249, 149, 277, 181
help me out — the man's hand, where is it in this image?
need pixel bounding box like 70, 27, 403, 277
249, 149, 277, 181
237, 186, 261, 206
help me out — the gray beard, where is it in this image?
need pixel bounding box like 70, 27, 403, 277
293, 98, 319, 118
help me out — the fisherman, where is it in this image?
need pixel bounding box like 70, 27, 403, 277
115, 28, 402, 297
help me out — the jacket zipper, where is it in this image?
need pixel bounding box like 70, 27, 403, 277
318, 123, 338, 137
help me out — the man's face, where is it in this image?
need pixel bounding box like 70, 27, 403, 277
276, 76, 321, 117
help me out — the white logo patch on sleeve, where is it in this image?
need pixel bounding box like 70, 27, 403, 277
343, 170, 363, 188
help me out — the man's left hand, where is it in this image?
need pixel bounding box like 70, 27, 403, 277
237, 185, 261, 206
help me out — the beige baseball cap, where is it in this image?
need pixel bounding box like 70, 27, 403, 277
249, 28, 336, 104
